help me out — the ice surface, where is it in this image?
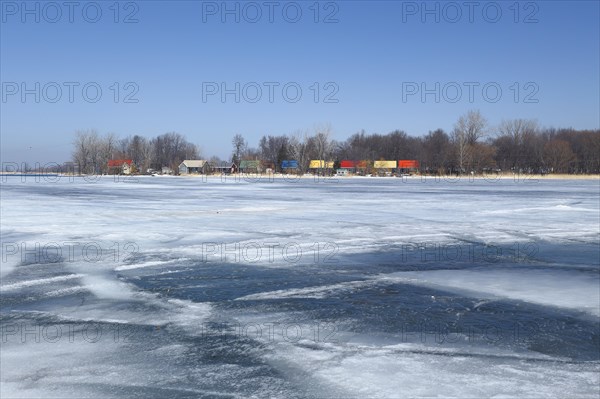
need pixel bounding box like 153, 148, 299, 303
386, 268, 600, 317
1, 176, 599, 398
263, 340, 600, 399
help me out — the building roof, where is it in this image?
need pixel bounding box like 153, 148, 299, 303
240, 160, 261, 168
309, 160, 334, 169
212, 163, 237, 169
374, 160, 397, 169
398, 160, 420, 168
107, 159, 133, 167
281, 160, 298, 168
180, 160, 207, 168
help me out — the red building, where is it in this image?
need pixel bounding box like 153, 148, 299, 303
398, 160, 419, 169
107, 159, 133, 174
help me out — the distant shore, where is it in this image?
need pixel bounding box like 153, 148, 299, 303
175, 173, 600, 180
1, 172, 598, 181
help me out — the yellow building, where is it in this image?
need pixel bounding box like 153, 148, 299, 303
309, 160, 335, 169
373, 160, 397, 169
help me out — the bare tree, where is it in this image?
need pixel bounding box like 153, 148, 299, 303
470, 143, 497, 172
311, 124, 334, 174
451, 129, 469, 173
100, 133, 119, 173
422, 129, 451, 173
452, 110, 488, 172
496, 119, 537, 141
126, 135, 152, 172
575, 131, 600, 173
259, 134, 292, 172
231, 134, 247, 165
463, 110, 488, 144
72, 131, 90, 174
543, 139, 575, 173
150, 132, 199, 171
495, 119, 538, 170
243, 147, 261, 160
288, 130, 311, 173
72, 129, 102, 174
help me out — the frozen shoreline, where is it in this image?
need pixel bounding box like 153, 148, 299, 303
151, 173, 600, 180
2, 173, 599, 183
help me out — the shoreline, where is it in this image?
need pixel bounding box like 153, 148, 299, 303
164, 173, 600, 180
1, 173, 599, 181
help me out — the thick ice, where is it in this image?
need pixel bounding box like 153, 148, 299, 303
1, 176, 599, 397
386, 268, 600, 317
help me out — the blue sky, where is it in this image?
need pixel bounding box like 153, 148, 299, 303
1, 0, 599, 164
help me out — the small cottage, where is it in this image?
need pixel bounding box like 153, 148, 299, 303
179, 160, 207, 175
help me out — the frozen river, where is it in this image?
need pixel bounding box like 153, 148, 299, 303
1, 175, 599, 398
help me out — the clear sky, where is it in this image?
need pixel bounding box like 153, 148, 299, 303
1, 0, 599, 164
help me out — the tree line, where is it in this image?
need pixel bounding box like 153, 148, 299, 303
72, 130, 200, 174
233, 112, 599, 174
72, 110, 599, 175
